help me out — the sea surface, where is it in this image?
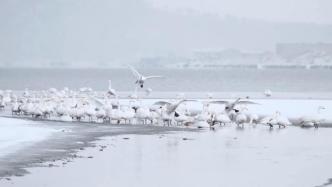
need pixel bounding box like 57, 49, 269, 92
0, 68, 332, 92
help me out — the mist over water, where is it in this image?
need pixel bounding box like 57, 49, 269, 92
1, 68, 332, 92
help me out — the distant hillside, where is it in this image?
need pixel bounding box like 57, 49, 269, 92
0, 0, 332, 67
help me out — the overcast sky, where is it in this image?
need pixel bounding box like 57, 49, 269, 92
148, 0, 332, 24
0, 0, 331, 67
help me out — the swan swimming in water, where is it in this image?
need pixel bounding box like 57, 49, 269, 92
299, 106, 326, 128
128, 65, 163, 88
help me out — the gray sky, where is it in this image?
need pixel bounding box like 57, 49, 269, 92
148, 0, 332, 24
0, 0, 331, 67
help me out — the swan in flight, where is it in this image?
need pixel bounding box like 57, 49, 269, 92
128, 65, 163, 88
209, 98, 259, 112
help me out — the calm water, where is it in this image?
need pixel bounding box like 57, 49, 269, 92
1, 68, 332, 92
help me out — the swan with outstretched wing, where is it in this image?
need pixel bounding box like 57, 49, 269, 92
128, 65, 163, 88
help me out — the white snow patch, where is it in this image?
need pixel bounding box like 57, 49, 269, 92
0, 117, 56, 158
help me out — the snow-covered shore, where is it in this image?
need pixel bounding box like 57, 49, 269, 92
0, 117, 56, 159
0, 117, 191, 178
0, 97, 332, 186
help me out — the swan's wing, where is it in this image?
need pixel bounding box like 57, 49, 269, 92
237, 101, 259, 105
128, 65, 141, 79
107, 89, 117, 96
108, 80, 113, 90
153, 101, 171, 106
145, 76, 163, 80
167, 99, 198, 114
88, 97, 104, 108
208, 100, 229, 105
260, 116, 272, 124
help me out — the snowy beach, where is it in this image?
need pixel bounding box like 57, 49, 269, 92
0, 96, 332, 187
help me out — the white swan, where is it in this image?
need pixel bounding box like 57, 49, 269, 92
248, 113, 259, 124
173, 111, 195, 126
95, 108, 106, 122
135, 107, 153, 124
11, 102, 21, 115
234, 109, 248, 127
211, 112, 231, 126
209, 98, 259, 113
264, 89, 272, 97
128, 65, 163, 88
85, 105, 97, 122
260, 111, 291, 128
107, 80, 117, 97
299, 106, 326, 128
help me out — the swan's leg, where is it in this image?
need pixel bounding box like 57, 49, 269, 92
314, 123, 318, 128
268, 123, 273, 128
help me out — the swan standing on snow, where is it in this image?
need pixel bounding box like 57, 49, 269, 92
210, 112, 231, 126
234, 108, 248, 127
248, 113, 259, 124
173, 111, 195, 126
299, 106, 326, 128
153, 100, 194, 126
11, 102, 21, 115
135, 107, 153, 125
128, 65, 163, 88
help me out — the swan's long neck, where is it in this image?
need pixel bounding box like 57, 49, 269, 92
108, 80, 112, 90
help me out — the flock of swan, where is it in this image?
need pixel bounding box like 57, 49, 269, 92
0, 67, 328, 129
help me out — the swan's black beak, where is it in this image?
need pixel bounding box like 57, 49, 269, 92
174, 111, 180, 117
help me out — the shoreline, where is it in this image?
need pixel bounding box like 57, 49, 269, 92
2, 125, 332, 187
0, 118, 198, 178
